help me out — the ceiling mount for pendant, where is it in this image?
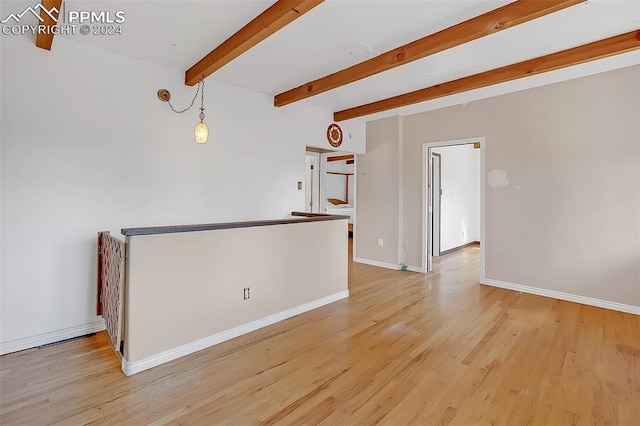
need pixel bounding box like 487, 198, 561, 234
157, 89, 171, 102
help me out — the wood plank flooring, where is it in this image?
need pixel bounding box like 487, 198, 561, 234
1, 245, 639, 425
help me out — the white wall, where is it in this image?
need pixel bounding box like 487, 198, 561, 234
0, 34, 364, 351
355, 116, 401, 265
401, 66, 638, 309
432, 144, 480, 251
358, 66, 639, 311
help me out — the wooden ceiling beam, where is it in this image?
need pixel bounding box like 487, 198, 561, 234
185, 0, 324, 86
274, 0, 583, 106
327, 154, 354, 162
35, 0, 62, 50
334, 30, 640, 122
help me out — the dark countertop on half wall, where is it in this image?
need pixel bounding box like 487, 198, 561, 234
121, 212, 350, 237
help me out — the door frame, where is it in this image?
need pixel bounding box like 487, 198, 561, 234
320, 151, 357, 259
431, 152, 442, 257
422, 137, 485, 274
305, 151, 321, 213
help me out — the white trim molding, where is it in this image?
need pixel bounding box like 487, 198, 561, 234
0, 318, 106, 355
354, 257, 397, 270
482, 278, 640, 315
121, 290, 349, 376
353, 257, 423, 273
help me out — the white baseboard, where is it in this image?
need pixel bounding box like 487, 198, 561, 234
353, 257, 398, 270
353, 257, 424, 273
482, 278, 640, 315
121, 290, 350, 376
0, 319, 106, 355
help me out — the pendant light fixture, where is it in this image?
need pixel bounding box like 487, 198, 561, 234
194, 78, 208, 143
157, 77, 209, 144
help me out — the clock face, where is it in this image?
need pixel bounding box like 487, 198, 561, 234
327, 123, 343, 147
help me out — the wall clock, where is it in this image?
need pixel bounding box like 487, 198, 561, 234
327, 123, 343, 147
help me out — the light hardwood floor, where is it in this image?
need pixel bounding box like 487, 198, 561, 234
1, 245, 639, 425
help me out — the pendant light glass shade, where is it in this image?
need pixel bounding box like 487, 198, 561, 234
159, 77, 209, 144
194, 121, 208, 144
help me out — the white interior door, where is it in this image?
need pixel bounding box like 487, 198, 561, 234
432, 153, 442, 257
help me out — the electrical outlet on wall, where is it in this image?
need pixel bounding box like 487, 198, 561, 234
377, 238, 384, 247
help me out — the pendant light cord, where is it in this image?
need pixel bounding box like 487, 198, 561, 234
167, 79, 202, 114
199, 79, 205, 122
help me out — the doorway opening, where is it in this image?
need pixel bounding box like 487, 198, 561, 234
423, 137, 484, 273
304, 151, 320, 213
304, 148, 357, 240
321, 152, 356, 238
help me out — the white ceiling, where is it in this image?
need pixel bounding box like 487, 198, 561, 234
6, 0, 639, 118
